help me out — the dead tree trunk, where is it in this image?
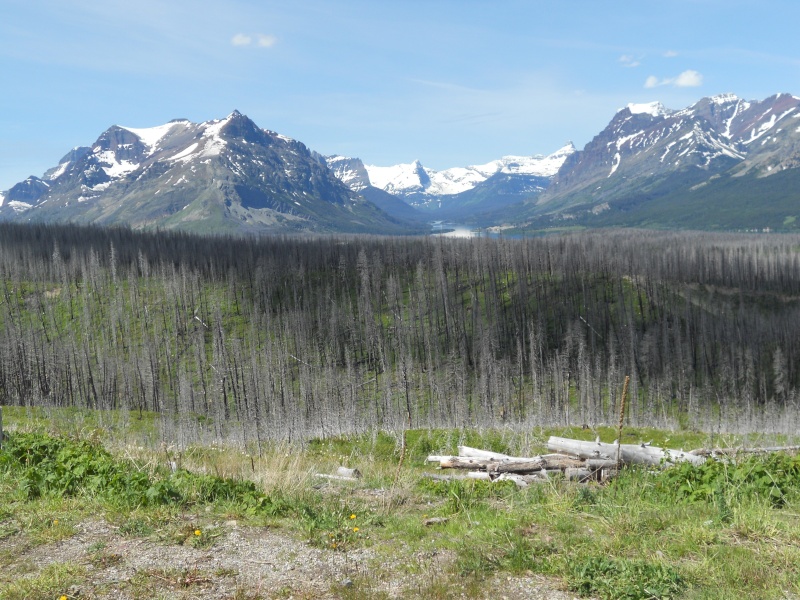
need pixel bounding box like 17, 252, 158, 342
547, 436, 706, 466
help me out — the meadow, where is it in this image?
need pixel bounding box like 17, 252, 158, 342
2, 406, 800, 599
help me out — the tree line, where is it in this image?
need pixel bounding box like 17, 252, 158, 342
0, 222, 798, 445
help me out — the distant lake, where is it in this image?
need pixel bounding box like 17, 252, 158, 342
430, 222, 486, 238
430, 222, 514, 238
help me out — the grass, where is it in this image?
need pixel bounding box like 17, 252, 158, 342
0, 562, 86, 600
2, 409, 800, 598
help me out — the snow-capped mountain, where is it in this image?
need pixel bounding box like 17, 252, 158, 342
530, 93, 800, 231
539, 94, 800, 203
360, 144, 575, 199
325, 144, 575, 217
0, 111, 417, 234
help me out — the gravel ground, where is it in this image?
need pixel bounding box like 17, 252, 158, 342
7, 518, 588, 599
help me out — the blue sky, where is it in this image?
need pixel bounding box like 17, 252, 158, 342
2, 0, 799, 191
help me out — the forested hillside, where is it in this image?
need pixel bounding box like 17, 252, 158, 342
1, 224, 798, 445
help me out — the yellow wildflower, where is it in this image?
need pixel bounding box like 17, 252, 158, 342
194, 529, 202, 536
349, 514, 356, 520
353, 527, 359, 532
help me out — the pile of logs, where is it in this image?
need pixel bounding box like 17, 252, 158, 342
425, 436, 708, 487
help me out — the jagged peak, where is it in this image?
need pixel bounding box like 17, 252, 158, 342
709, 92, 741, 105
550, 142, 577, 156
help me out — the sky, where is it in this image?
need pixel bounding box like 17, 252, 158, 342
2, 0, 800, 191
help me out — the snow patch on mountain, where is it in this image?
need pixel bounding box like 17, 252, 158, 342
121, 122, 184, 153
198, 118, 229, 158
95, 151, 140, 178
47, 161, 71, 180
6, 200, 33, 213
170, 143, 200, 163
624, 102, 669, 117
743, 107, 798, 145
722, 99, 750, 139
609, 153, 621, 177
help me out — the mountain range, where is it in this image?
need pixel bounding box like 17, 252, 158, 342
2, 92, 799, 234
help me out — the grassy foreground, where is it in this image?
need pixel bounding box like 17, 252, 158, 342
2, 406, 800, 599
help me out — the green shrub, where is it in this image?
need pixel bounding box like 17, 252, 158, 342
658, 452, 800, 507
0, 432, 290, 516
567, 555, 685, 599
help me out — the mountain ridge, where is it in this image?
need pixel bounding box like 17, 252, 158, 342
3, 92, 800, 234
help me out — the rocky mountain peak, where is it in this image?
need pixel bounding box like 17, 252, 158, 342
0, 111, 414, 235
325, 156, 371, 192
217, 110, 267, 144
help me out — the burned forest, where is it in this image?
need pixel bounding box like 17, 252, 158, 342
1, 223, 799, 445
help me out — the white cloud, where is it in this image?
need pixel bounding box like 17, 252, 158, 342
231, 33, 277, 48
644, 70, 703, 88
674, 70, 703, 87
619, 54, 641, 68
644, 75, 661, 88
256, 34, 277, 48
231, 33, 252, 46
663, 50, 679, 58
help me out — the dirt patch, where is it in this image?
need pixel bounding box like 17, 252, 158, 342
6, 518, 584, 599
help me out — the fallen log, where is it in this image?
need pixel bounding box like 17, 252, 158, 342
429, 455, 586, 473
432, 457, 504, 470
487, 459, 544, 473
421, 472, 490, 482
457, 446, 535, 462
491, 456, 585, 473
547, 436, 706, 467
314, 473, 360, 482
